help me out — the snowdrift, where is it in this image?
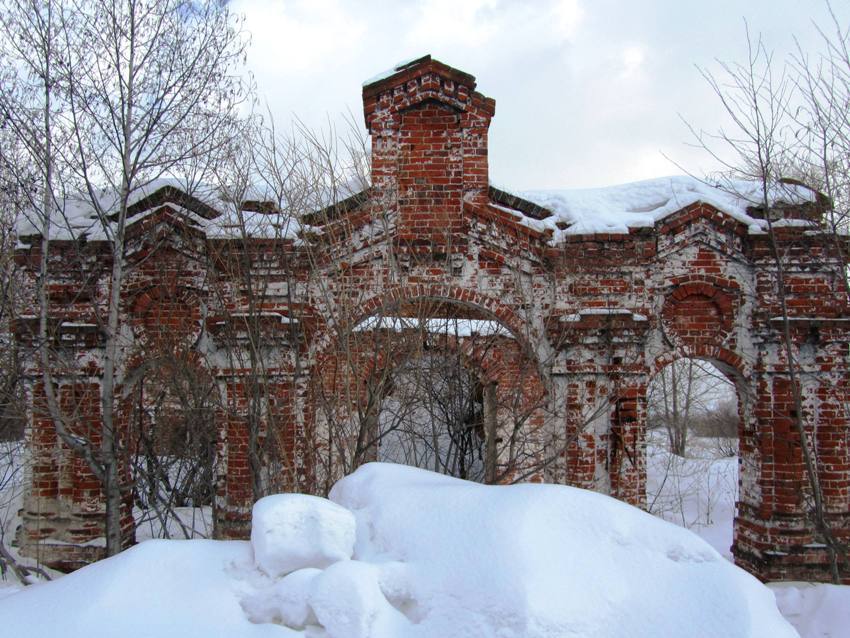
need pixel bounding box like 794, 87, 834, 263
0, 463, 797, 637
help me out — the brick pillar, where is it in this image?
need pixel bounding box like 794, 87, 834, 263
213, 377, 253, 540
18, 379, 134, 571
609, 389, 647, 507
213, 373, 308, 540
264, 376, 315, 495
563, 374, 609, 492
363, 56, 496, 245
734, 367, 850, 583
559, 372, 647, 506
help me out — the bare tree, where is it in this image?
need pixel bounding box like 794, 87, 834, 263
788, 4, 850, 289
0, 75, 46, 583
0, 0, 249, 556
648, 358, 735, 457
692, 21, 847, 582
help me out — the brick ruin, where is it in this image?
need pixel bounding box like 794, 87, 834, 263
13, 56, 850, 582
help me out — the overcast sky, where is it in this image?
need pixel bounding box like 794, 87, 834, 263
231, 0, 848, 191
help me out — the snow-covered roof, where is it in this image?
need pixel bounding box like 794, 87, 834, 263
16, 178, 224, 241
17, 174, 821, 244
362, 56, 426, 86
15, 177, 366, 242
501, 175, 819, 240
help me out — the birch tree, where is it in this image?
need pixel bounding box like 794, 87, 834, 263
0, 0, 249, 556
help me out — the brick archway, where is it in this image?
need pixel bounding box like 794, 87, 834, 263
652, 346, 747, 380
308, 283, 540, 364
649, 347, 756, 561
307, 286, 549, 488
15, 55, 850, 582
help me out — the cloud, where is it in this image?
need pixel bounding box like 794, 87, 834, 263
621, 45, 646, 78
228, 0, 850, 189
405, 0, 584, 54
406, 0, 501, 48
236, 0, 367, 75
551, 0, 583, 39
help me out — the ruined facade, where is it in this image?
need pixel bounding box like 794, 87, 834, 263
14, 57, 850, 582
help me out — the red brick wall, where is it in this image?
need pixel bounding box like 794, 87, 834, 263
14, 57, 850, 583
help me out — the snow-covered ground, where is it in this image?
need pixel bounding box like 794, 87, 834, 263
646, 434, 850, 638
646, 434, 739, 560
0, 439, 847, 636
0, 461, 796, 637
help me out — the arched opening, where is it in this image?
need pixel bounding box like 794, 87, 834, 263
376, 344, 489, 482
645, 356, 741, 559
127, 352, 217, 541
310, 297, 548, 489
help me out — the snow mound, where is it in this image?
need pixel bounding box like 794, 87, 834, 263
326, 463, 796, 638
251, 494, 356, 578
240, 567, 321, 628
0, 540, 284, 638
770, 582, 850, 638
0, 463, 797, 638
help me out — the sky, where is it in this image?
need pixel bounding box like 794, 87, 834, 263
231, 0, 849, 191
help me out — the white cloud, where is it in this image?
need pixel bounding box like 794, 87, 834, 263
406, 0, 501, 48
551, 0, 584, 39
228, 0, 850, 189
236, 0, 367, 75
621, 45, 646, 77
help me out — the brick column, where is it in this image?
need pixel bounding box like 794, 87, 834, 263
213, 376, 253, 540
18, 378, 134, 571
362, 56, 495, 247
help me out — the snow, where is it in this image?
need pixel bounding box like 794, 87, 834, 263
251, 494, 356, 578
0, 540, 289, 638
18, 173, 819, 244
362, 56, 426, 86
646, 435, 850, 638
512, 175, 817, 240
353, 315, 510, 336
770, 317, 850, 322
134, 505, 213, 541
15, 178, 224, 241
309, 560, 408, 638
328, 463, 795, 638
0, 462, 797, 637
646, 435, 739, 561
14, 177, 360, 242
770, 582, 850, 638
560, 308, 648, 322
216, 312, 295, 325
241, 567, 321, 628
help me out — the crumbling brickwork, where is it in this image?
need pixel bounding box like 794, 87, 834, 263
14, 56, 850, 582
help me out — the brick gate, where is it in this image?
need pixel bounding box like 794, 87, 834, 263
14, 56, 850, 581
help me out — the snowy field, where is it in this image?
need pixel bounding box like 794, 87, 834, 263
0, 438, 847, 636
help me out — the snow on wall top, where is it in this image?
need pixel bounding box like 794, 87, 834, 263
15, 177, 365, 242
16, 178, 223, 241
353, 316, 510, 337
362, 56, 428, 87
17, 174, 820, 244
509, 175, 819, 240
